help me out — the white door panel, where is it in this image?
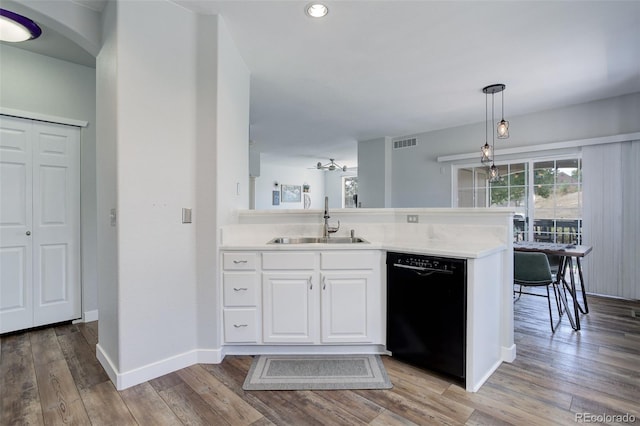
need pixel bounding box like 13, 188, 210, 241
0, 117, 33, 332
321, 272, 373, 343
32, 122, 81, 327
0, 116, 80, 333
262, 272, 317, 343
0, 246, 32, 331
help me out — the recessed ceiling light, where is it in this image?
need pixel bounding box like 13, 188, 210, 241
305, 3, 328, 18
0, 9, 42, 42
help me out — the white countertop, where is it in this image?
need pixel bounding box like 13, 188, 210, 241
220, 219, 509, 259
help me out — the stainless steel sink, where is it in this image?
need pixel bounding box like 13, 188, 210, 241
268, 236, 369, 244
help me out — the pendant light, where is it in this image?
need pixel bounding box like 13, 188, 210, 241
0, 9, 42, 42
481, 84, 507, 183
497, 88, 509, 139
480, 90, 491, 164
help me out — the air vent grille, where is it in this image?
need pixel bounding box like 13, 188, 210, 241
393, 138, 417, 149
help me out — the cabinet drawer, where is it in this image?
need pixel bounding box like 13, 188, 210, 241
262, 252, 315, 270
224, 309, 258, 343
321, 251, 379, 270
223, 252, 256, 270
223, 273, 257, 306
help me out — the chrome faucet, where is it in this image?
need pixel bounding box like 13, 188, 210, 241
323, 196, 340, 238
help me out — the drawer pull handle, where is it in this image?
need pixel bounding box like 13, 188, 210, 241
233, 260, 248, 264
233, 287, 248, 291
233, 324, 248, 328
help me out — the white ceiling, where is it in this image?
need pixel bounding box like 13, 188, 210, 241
5, 1, 640, 168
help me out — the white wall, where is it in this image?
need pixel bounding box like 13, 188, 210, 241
207, 16, 251, 349
115, 0, 199, 374
95, 0, 118, 374
93, 2, 250, 388
0, 45, 98, 320
358, 137, 391, 208
215, 18, 251, 228
254, 157, 326, 210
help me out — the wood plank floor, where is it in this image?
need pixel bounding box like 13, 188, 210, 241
2, 294, 639, 425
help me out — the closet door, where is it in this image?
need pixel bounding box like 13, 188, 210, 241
0, 116, 81, 333
32, 121, 81, 327
0, 117, 34, 332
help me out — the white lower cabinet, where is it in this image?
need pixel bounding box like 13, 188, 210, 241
222, 252, 259, 343
320, 271, 377, 343
260, 250, 383, 345
223, 309, 258, 343
262, 272, 318, 343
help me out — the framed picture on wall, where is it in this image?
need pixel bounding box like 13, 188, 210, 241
281, 184, 302, 202
272, 190, 280, 205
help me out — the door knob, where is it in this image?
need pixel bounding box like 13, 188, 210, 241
26, 231, 31, 236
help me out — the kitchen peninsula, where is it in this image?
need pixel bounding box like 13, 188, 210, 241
219, 208, 515, 392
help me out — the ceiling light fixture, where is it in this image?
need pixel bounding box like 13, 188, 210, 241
0, 9, 42, 42
305, 3, 329, 18
481, 84, 508, 183
316, 158, 347, 172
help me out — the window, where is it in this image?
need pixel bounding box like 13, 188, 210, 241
343, 176, 358, 208
455, 156, 582, 243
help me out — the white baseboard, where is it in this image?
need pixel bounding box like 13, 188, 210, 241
72, 310, 99, 324
83, 310, 99, 322
96, 343, 119, 386
501, 344, 517, 363
197, 348, 225, 364
467, 358, 502, 392
222, 344, 387, 357
96, 345, 225, 391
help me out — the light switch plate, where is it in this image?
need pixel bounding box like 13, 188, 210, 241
182, 208, 192, 224
407, 214, 419, 223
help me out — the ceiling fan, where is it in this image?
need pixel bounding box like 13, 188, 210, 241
316, 158, 347, 172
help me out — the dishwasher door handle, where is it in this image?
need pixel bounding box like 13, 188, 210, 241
392, 263, 453, 275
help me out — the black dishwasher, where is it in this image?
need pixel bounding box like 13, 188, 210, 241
386, 252, 467, 380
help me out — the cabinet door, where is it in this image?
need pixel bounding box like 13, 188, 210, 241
320, 272, 380, 343
262, 272, 317, 343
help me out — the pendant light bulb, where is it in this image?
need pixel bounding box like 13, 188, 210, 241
490, 164, 498, 179
497, 89, 509, 139
497, 119, 509, 138
481, 142, 491, 164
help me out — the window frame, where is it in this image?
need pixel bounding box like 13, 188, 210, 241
452, 152, 582, 243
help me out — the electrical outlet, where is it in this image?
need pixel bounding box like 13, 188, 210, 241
407, 215, 419, 223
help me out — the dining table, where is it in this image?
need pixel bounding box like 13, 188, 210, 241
513, 241, 592, 330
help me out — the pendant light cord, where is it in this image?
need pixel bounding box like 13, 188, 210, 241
485, 91, 488, 145
491, 92, 495, 163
